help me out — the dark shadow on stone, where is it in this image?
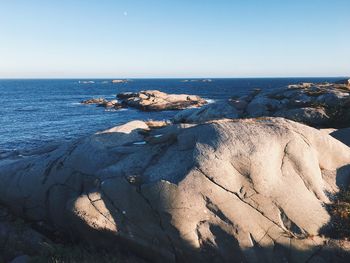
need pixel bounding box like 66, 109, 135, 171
320, 164, 350, 239
3, 120, 350, 262
330, 128, 350, 147
336, 165, 350, 190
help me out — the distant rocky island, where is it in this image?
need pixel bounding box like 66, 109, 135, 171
78, 79, 129, 84
82, 80, 350, 128
112, 79, 128, 83
1, 79, 350, 262
81, 90, 207, 111
181, 79, 213, 82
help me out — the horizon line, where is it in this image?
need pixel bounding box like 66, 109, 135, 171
0, 76, 348, 80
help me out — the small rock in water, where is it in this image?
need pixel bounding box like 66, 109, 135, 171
80, 98, 107, 105
81, 98, 123, 109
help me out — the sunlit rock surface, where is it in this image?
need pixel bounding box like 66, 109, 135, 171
117, 90, 207, 111
174, 82, 350, 128
1, 118, 350, 262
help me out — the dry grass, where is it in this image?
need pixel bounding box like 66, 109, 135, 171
29, 242, 144, 263
329, 189, 350, 239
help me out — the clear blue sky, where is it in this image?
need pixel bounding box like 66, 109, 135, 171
0, 0, 349, 78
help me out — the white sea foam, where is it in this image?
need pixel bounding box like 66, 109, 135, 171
105, 108, 130, 112
204, 98, 215, 104
133, 141, 147, 145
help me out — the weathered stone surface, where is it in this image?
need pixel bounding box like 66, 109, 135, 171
1, 118, 350, 262
81, 98, 123, 109
229, 98, 248, 110
145, 120, 170, 129
173, 81, 350, 128
274, 107, 330, 126
81, 98, 107, 105
246, 97, 282, 117
335, 78, 350, 87
173, 101, 238, 123
117, 90, 207, 111
98, 99, 124, 109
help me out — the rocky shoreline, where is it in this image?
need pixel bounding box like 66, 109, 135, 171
174, 81, 350, 128
81, 81, 350, 128
1, 80, 350, 262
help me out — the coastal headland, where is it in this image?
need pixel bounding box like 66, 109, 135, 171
1, 80, 350, 262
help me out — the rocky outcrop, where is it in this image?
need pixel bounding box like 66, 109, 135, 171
335, 79, 350, 87
81, 98, 124, 109
112, 79, 128, 84
81, 98, 107, 105
81, 91, 207, 112
330, 128, 350, 147
173, 82, 350, 128
173, 100, 238, 123
117, 90, 207, 111
1, 118, 350, 262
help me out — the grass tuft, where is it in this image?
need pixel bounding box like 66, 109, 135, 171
329, 189, 350, 239
29, 242, 138, 263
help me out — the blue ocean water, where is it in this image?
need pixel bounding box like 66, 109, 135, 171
0, 78, 341, 151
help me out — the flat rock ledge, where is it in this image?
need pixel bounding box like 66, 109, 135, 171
81, 90, 207, 111
174, 81, 350, 128
1, 118, 350, 262
81, 98, 124, 109
117, 90, 207, 111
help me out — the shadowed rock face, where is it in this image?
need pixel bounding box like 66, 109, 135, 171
173, 82, 350, 128
1, 118, 350, 262
0, 205, 50, 262
330, 128, 350, 147
117, 90, 207, 111
335, 79, 350, 86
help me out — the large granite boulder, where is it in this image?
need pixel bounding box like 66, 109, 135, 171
117, 90, 207, 111
246, 97, 282, 117
274, 107, 330, 126
1, 118, 350, 262
173, 101, 238, 123
173, 82, 350, 128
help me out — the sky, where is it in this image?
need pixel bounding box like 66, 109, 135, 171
0, 0, 349, 78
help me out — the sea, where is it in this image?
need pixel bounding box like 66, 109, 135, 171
0, 78, 342, 152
